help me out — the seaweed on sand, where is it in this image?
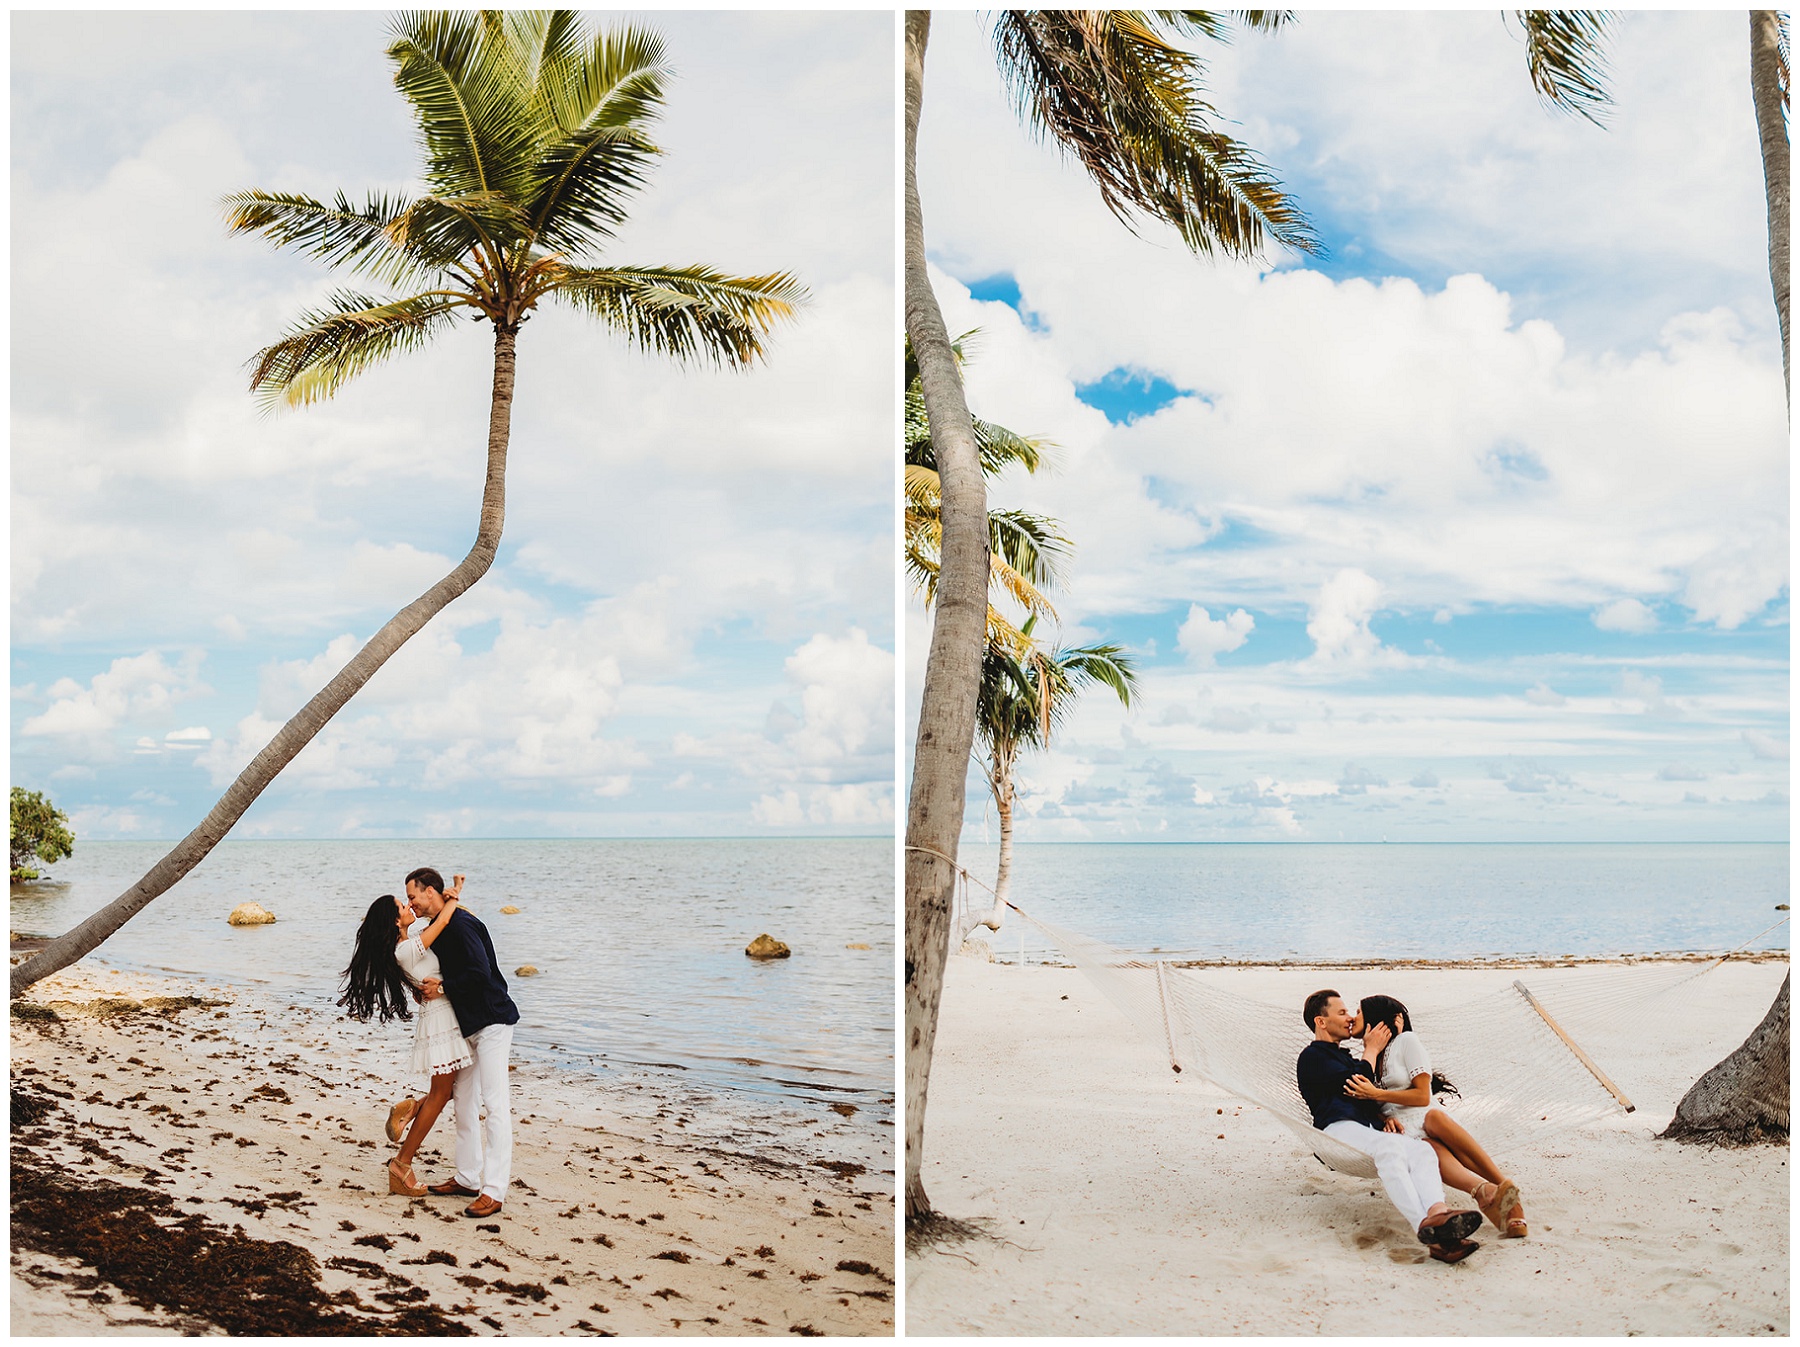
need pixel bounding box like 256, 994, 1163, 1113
12, 1089, 470, 1336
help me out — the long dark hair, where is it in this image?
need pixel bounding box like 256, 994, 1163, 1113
1359, 994, 1458, 1099
339, 894, 414, 1023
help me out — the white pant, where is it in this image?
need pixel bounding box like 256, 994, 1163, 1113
1324, 1120, 1444, 1231
453, 1023, 513, 1202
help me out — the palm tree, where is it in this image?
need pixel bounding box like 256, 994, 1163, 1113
964, 634, 1138, 940
12, 11, 804, 998
904, 8, 1319, 1226
1514, 9, 1791, 1131
904, 332, 1068, 654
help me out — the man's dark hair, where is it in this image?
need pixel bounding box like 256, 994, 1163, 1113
405, 866, 445, 895
1302, 988, 1340, 1031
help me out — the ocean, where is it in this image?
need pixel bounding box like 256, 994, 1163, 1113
10, 838, 894, 1165
953, 842, 1790, 963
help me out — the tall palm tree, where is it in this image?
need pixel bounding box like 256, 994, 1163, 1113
904, 9, 1319, 1224
12, 11, 804, 998
1748, 10, 1789, 405
965, 634, 1138, 939
904, 332, 1068, 653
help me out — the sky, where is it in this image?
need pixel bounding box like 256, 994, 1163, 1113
12, 11, 895, 841
907, 10, 1789, 844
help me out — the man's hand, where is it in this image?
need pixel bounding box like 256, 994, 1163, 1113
1343, 1073, 1382, 1100
1361, 1020, 1392, 1061
1383, 1116, 1404, 1133
421, 977, 444, 1001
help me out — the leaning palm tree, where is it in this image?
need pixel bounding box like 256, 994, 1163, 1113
964, 632, 1138, 940
903, 8, 1319, 1225
12, 11, 804, 998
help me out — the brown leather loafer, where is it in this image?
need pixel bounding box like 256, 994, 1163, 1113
429, 1180, 480, 1198
463, 1194, 503, 1218
1417, 1210, 1482, 1246
1429, 1238, 1480, 1264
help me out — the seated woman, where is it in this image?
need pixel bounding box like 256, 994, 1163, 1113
1344, 994, 1528, 1238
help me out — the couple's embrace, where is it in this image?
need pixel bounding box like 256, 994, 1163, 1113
1297, 989, 1526, 1265
339, 867, 520, 1218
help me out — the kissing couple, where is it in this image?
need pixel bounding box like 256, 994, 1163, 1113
339, 866, 520, 1218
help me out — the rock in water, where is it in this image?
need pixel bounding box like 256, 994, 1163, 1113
515, 965, 540, 977
500, 905, 522, 914
228, 903, 276, 926
745, 934, 791, 960
957, 937, 994, 962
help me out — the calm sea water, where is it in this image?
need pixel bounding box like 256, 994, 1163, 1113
955, 842, 1790, 962
11, 839, 893, 1136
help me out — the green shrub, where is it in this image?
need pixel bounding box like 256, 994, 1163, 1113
11, 788, 74, 881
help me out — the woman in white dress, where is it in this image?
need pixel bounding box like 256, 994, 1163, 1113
1343, 994, 1528, 1238
338, 878, 473, 1196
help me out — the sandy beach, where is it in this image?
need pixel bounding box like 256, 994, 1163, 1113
907, 955, 1788, 1337
12, 964, 894, 1336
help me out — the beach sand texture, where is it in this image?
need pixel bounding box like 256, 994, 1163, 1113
908, 957, 1788, 1337
12, 966, 894, 1337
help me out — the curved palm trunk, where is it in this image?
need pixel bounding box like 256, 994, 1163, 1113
11, 325, 520, 999
1750, 10, 1790, 410
904, 7, 991, 1226
966, 749, 1015, 938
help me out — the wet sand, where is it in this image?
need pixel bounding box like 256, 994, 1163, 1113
12, 965, 894, 1336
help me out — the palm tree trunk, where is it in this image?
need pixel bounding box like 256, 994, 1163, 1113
993, 775, 1016, 915
1750, 10, 1789, 410
11, 324, 520, 999
966, 754, 1012, 938
1661, 972, 1789, 1144
904, 6, 991, 1227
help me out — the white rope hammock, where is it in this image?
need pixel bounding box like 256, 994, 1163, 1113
908, 842, 1788, 1181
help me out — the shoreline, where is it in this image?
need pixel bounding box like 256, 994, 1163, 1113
908, 957, 1788, 1336
12, 963, 895, 1337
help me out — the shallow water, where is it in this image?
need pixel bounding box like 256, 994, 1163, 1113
954, 842, 1790, 962
11, 838, 895, 1158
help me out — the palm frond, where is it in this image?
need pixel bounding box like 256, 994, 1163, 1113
221, 189, 430, 287
247, 289, 467, 410
991, 9, 1319, 258
1516, 10, 1614, 125
527, 24, 668, 254
989, 507, 1070, 591
387, 191, 535, 268
550, 263, 807, 365
387, 10, 540, 204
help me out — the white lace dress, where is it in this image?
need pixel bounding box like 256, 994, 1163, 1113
395, 934, 472, 1078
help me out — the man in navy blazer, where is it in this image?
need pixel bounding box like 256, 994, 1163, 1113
408, 866, 520, 1218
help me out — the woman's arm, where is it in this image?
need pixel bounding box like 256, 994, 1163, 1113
416, 887, 462, 952
1344, 1071, 1432, 1107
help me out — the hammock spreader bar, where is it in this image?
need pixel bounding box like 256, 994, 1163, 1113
1512, 979, 1635, 1112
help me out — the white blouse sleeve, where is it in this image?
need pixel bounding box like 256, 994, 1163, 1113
1391, 1031, 1432, 1084
394, 935, 427, 979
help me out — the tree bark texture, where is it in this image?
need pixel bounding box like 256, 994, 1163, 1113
11, 324, 521, 998
904, 6, 991, 1226
1750, 10, 1790, 408
1661, 973, 1789, 1145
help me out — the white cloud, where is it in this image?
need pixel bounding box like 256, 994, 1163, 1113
1594, 598, 1659, 633
1177, 605, 1254, 666
20, 651, 206, 750
1524, 683, 1567, 707
1304, 570, 1386, 666
1742, 730, 1788, 761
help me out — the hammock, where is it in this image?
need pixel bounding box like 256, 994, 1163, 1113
1005, 902, 1788, 1182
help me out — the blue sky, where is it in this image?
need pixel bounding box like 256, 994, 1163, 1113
907, 10, 1788, 843
12, 11, 895, 841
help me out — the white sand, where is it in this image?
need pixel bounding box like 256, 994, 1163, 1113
907, 957, 1789, 1336
13, 965, 894, 1336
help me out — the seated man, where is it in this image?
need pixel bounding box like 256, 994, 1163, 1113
1296, 988, 1483, 1264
